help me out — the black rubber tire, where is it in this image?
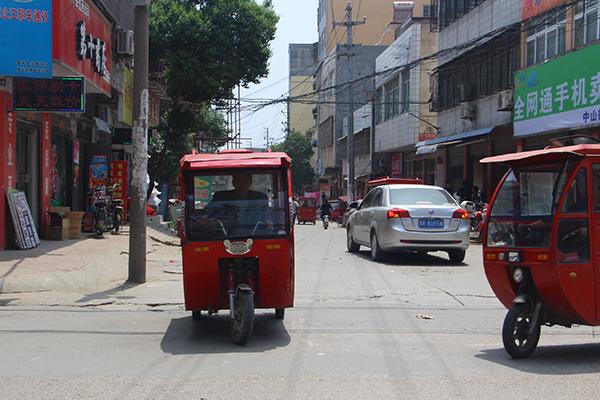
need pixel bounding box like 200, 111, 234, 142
192, 310, 202, 321
502, 303, 541, 359
370, 232, 384, 262
231, 291, 255, 346
448, 249, 466, 263
275, 308, 285, 319
347, 228, 360, 253
113, 212, 122, 233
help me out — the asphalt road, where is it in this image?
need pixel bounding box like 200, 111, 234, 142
2, 224, 600, 399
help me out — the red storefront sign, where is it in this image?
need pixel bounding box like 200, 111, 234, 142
418, 132, 437, 142
41, 113, 52, 236
0, 92, 17, 248
522, 0, 566, 20
391, 153, 402, 178
110, 161, 128, 221
52, 0, 111, 95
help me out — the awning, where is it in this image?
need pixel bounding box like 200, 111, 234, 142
416, 127, 493, 148
94, 117, 112, 134
480, 144, 600, 165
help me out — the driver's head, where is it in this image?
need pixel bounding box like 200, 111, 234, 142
232, 173, 253, 194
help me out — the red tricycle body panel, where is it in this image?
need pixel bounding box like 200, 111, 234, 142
298, 197, 317, 223
483, 145, 600, 326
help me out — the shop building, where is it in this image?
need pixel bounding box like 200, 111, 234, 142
371, 0, 439, 186
0, 0, 134, 249
419, 0, 522, 201
513, 0, 600, 148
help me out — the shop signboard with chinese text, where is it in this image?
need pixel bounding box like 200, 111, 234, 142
391, 153, 402, 178
110, 161, 128, 221
514, 42, 600, 137
52, 0, 111, 94
13, 77, 84, 112
522, 0, 566, 21
118, 67, 133, 126
0, 0, 52, 78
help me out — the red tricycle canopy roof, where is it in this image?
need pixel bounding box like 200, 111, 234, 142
480, 144, 600, 165
180, 150, 291, 171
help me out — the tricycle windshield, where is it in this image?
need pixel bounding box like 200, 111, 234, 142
185, 169, 290, 241
487, 161, 575, 248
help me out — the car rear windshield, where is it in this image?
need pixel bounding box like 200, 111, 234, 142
390, 188, 456, 206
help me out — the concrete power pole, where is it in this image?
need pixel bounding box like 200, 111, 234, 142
334, 2, 365, 203
129, 0, 150, 283
264, 128, 271, 148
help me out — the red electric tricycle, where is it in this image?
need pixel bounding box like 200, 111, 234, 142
179, 150, 295, 345
482, 144, 600, 358
297, 197, 317, 224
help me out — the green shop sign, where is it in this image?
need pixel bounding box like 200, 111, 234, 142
514, 43, 600, 137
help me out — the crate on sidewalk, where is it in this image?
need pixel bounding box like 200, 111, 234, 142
48, 207, 71, 241
68, 211, 85, 239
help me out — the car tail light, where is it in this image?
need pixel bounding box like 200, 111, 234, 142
452, 209, 470, 219
387, 208, 410, 219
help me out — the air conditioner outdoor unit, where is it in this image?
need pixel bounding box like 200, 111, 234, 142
459, 102, 476, 120
117, 30, 135, 56
497, 90, 514, 111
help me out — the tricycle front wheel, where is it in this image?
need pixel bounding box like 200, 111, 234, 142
275, 308, 285, 319
231, 291, 255, 346
502, 303, 540, 359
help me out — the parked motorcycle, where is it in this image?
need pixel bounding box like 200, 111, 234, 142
460, 200, 488, 242
91, 184, 123, 238
106, 183, 124, 234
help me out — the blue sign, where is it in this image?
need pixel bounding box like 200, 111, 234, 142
0, 0, 52, 78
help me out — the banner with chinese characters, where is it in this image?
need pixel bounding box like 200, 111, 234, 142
0, 0, 52, 78
52, 0, 111, 94
522, 0, 566, 21
514, 43, 600, 137
110, 161, 128, 221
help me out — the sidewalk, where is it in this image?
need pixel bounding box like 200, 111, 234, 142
0, 226, 184, 308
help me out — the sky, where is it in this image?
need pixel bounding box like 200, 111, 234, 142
237, 0, 319, 148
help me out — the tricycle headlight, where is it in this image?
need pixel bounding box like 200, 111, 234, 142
512, 267, 524, 284
508, 252, 521, 263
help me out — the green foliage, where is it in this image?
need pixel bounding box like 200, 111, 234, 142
272, 133, 315, 194
150, 0, 278, 104
149, 105, 229, 182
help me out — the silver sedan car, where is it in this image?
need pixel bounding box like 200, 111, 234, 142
346, 184, 470, 263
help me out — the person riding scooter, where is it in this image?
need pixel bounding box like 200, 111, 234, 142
320, 199, 332, 229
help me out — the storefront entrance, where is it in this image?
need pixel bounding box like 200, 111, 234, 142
16, 124, 40, 228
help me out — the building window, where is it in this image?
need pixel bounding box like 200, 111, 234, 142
376, 87, 384, 124
436, 0, 486, 31
401, 69, 410, 113
433, 33, 519, 111
574, 0, 600, 49
525, 8, 567, 67
384, 75, 399, 121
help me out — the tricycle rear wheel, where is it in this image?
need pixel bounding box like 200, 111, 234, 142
502, 303, 540, 359
192, 310, 202, 321
231, 291, 255, 346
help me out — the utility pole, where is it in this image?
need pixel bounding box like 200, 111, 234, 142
264, 127, 271, 148
129, 0, 150, 283
334, 2, 365, 203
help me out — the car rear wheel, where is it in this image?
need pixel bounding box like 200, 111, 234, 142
347, 228, 360, 253
370, 232, 384, 262
448, 249, 466, 263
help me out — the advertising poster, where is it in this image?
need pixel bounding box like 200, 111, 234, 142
193, 176, 212, 209
110, 160, 128, 221
0, 0, 52, 78
89, 154, 108, 189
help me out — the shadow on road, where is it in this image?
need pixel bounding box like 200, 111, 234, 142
476, 343, 600, 375
354, 251, 467, 267
160, 313, 291, 354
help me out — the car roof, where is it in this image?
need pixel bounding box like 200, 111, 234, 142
380, 184, 445, 191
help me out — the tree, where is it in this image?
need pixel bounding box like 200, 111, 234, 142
150, 0, 278, 104
149, 105, 229, 182
272, 133, 315, 194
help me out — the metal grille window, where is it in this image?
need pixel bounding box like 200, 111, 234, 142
525, 8, 567, 67
384, 75, 399, 121
433, 0, 486, 31
574, 0, 600, 49
433, 33, 519, 111
375, 87, 384, 124
401, 69, 410, 113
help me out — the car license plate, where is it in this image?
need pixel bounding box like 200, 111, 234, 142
418, 219, 444, 229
